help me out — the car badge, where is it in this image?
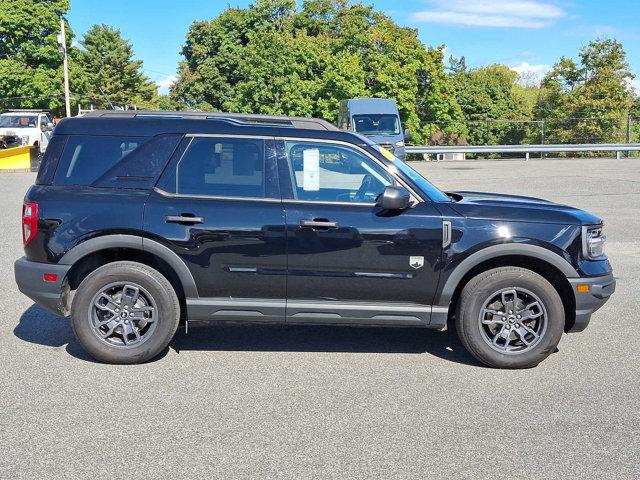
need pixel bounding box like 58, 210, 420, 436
410, 256, 424, 269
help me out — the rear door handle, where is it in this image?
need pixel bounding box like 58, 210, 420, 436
166, 215, 204, 225
300, 219, 338, 229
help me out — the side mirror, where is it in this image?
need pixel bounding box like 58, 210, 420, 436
42, 122, 53, 132
376, 185, 411, 211
404, 129, 411, 142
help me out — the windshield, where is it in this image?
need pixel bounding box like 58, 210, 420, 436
0, 115, 37, 128
358, 139, 450, 203
352, 114, 400, 136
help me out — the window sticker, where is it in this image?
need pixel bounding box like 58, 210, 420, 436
303, 148, 320, 191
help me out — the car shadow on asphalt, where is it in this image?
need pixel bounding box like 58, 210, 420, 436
14, 304, 482, 367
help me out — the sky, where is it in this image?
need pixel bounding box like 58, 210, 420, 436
67, 0, 640, 95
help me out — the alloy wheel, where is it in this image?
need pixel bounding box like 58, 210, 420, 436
478, 287, 547, 354
88, 282, 158, 348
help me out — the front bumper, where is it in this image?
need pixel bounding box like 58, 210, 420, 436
14, 257, 71, 316
568, 273, 616, 332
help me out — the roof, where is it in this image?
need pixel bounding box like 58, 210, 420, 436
342, 98, 399, 115
81, 110, 339, 131
54, 110, 360, 143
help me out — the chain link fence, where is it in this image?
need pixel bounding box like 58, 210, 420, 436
417, 116, 638, 159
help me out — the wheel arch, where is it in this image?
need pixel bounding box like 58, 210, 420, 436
439, 245, 578, 332
59, 235, 198, 299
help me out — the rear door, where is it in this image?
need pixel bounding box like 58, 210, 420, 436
277, 139, 444, 326
145, 135, 287, 322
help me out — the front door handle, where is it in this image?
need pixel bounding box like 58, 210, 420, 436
300, 219, 338, 229
166, 215, 204, 225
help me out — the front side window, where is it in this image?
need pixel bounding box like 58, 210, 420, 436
285, 141, 393, 204
352, 114, 400, 135
172, 137, 265, 198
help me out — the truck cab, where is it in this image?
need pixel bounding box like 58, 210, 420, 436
0, 110, 54, 153
338, 98, 409, 160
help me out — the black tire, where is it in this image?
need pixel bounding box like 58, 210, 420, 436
455, 267, 564, 369
70, 261, 180, 364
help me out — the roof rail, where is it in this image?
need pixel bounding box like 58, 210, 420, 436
81, 110, 339, 131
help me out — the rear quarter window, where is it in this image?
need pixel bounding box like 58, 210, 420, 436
53, 135, 148, 186
36, 134, 67, 185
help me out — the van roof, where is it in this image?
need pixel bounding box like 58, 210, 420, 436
342, 98, 399, 115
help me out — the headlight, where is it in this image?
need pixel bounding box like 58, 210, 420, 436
394, 141, 405, 147
582, 225, 607, 260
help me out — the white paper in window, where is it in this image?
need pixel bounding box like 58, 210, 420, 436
303, 148, 320, 191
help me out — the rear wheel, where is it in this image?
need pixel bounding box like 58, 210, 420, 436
70, 261, 180, 364
455, 267, 565, 368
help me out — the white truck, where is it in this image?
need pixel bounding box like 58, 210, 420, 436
0, 110, 54, 153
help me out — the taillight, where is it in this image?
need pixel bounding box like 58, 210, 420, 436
22, 201, 38, 247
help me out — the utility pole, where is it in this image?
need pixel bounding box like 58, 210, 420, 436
56, 13, 71, 117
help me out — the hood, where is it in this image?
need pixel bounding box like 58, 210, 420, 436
447, 190, 602, 226
366, 134, 403, 146
0, 127, 34, 135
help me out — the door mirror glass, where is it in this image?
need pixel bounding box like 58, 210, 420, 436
376, 185, 411, 211
404, 129, 411, 142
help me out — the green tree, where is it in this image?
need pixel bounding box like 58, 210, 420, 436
535, 39, 635, 144
171, 0, 464, 144
449, 64, 535, 145
75, 24, 157, 109
0, 0, 71, 113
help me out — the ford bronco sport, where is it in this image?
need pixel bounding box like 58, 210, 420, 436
14, 111, 615, 367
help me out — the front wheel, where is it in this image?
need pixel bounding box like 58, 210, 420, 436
455, 267, 565, 368
70, 261, 180, 364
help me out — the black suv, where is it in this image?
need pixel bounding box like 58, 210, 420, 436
14, 111, 615, 367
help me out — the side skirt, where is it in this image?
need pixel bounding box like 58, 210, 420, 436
186, 298, 448, 329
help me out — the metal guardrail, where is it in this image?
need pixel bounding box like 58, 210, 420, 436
406, 143, 640, 160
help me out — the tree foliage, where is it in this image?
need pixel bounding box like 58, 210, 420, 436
0, 1, 160, 115
75, 24, 157, 109
0, 0, 71, 111
449, 64, 536, 145
535, 39, 635, 144
171, 0, 464, 143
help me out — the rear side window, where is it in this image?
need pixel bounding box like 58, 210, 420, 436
93, 134, 182, 189
159, 137, 265, 198
53, 135, 148, 186
36, 134, 67, 185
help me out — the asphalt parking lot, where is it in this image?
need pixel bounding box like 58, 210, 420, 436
1, 157, 638, 479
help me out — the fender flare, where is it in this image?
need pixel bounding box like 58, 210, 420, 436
58, 234, 198, 298
437, 243, 579, 306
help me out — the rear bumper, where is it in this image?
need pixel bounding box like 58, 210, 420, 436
568, 273, 616, 333
14, 257, 70, 316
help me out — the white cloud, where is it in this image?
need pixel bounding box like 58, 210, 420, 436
626, 77, 640, 94
411, 1, 566, 29
511, 62, 550, 76
156, 74, 177, 95
511, 62, 551, 86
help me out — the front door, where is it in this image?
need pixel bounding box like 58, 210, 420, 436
277, 139, 443, 326
145, 135, 287, 322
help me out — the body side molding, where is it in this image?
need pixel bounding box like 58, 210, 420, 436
58, 234, 198, 297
